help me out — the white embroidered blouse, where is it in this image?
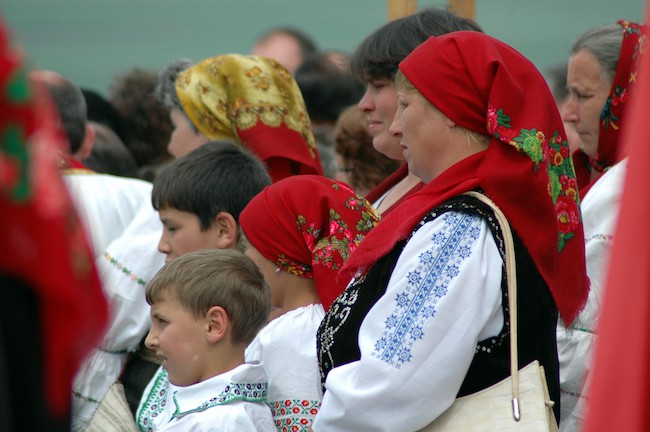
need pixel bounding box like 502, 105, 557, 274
64, 172, 165, 432
556, 159, 627, 432
136, 362, 275, 431
246, 303, 325, 431
312, 211, 504, 431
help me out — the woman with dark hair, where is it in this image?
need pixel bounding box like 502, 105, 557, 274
351, 6, 483, 215
313, 31, 589, 431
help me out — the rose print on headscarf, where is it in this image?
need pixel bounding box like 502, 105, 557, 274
239, 176, 381, 311
295, 190, 380, 275
488, 103, 581, 251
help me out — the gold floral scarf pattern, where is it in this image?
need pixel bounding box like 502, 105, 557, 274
176, 54, 318, 159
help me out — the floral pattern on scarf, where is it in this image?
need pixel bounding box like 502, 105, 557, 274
176, 55, 323, 181
488, 104, 581, 250
239, 176, 380, 311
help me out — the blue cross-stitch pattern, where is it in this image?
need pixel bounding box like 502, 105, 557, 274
372, 212, 483, 368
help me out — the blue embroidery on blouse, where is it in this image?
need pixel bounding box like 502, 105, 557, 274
372, 212, 483, 368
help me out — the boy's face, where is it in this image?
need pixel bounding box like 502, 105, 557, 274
158, 207, 222, 263
145, 294, 209, 386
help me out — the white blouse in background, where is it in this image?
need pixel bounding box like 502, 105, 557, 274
246, 303, 325, 431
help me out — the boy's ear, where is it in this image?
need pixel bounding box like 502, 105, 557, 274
74, 123, 96, 161
213, 211, 239, 249
205, 305, 228, 344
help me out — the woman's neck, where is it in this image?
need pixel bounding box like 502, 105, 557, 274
275, 274, 320, 318
375, 171, 421, 214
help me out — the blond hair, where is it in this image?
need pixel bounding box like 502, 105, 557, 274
395, 70, 490, 149
146, 249, 270, 344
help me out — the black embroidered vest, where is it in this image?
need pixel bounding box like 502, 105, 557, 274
316, 194, 560, 421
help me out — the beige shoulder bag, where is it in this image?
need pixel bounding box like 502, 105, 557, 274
418, 191, 559, 432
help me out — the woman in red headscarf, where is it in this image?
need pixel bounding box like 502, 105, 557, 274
558, 20, 646, 432
313, 31, 589, 431
239, 175, 379, 431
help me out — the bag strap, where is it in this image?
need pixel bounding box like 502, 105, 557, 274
463, 191, 522, 421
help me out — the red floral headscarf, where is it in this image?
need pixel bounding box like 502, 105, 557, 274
0, 19, 107, 415
176, 54, 324, 183
342, 31, 589, 325
239, 175, 380, 311
573, 20, 647, 196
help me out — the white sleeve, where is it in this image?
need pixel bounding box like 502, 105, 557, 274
556, 160, 626, 431
313, 211, 503, 432
72, 202, 165, 431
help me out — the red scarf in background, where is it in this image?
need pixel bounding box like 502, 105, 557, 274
573, 20, 647, 196
239, 175, 380, 311
342, 31, 589, 325
0, 19, 107, 416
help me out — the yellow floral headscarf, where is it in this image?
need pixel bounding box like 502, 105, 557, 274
176, 54, 323, 182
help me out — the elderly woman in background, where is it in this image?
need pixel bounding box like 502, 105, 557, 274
157, 54, 323, 182
558, 20, 646, 432
313, 31, 589, 431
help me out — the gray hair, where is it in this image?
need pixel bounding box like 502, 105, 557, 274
154, 58, 193, 110
570, 23, 623, 83
154, 58, 198, 132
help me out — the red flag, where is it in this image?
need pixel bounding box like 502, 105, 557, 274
583, 6, 650, 432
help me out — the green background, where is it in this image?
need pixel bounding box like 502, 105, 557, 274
2, 0, 645, 94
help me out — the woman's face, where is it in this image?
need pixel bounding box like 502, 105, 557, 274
390, 87, 455, 183
168, 108, 209, 158
358, 78, 404, 161
563, 49, 612, 158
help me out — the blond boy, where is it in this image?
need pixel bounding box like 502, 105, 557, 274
136, 249, 275, 431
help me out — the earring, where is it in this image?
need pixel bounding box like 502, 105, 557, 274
275, 267, 281, 276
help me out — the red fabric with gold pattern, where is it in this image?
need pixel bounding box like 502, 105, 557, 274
0, 20, 107, 415
573, 20, 647, 196
239, 175, 379, 311
342, 31, 588, 325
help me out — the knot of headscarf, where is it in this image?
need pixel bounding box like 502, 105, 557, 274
343, 31, 588, 325
239, 175, 380, 311
176, 54, 323, 182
